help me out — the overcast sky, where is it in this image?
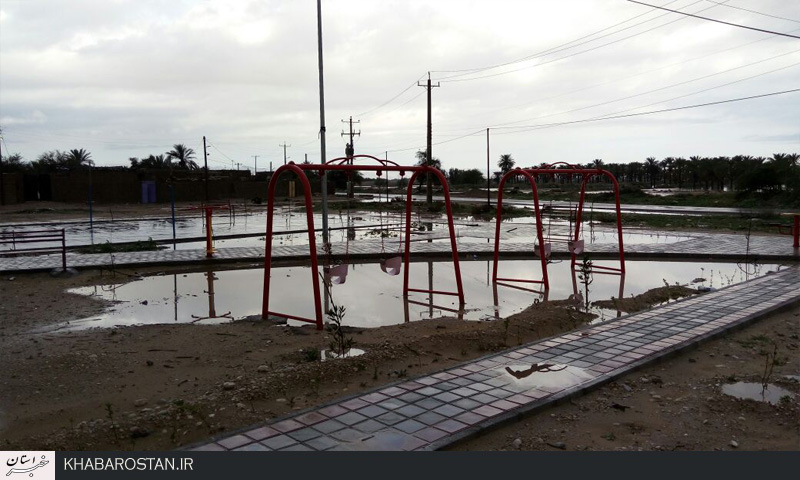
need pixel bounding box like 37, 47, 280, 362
1, 0, 798, 173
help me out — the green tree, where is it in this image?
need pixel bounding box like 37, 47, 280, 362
448, 168, 485, 185
415, 150, 442, 171
65, 148, 93, 170
1, 153, 26, 172
498, 154, 515, 174
166, 144, 199, 170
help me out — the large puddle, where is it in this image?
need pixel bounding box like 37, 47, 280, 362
722, 382, 794, 405
1, 207, 693, 252
45, 259, 786, 332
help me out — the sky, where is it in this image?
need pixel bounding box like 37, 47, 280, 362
1, 0, 798, 173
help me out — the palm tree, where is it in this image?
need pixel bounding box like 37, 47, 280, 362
65, 148, 93, 170
645, 157, 659, 188
166, 144, 198, 170
498, 154, 515, 174
1, 153, 26, 172
415, 150, 442, 171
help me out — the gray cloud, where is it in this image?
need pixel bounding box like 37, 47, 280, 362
1, 0, 798, 170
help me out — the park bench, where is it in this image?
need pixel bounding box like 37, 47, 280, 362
0, 228, 67, 270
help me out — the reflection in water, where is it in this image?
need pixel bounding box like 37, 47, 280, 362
499, 364, 595, 391
505, 363, 567, 379
403, 261, 466, 322
53, 259, 786, 331
721, 382, 794, 405
189, 271, 233, 322
321, 348, 366, 361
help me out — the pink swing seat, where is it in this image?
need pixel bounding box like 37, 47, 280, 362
380, 256, 402, 276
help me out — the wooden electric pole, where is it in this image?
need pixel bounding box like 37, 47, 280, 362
203, 136, 209, 202
279, 143, 290, 165
418, 72, 439, 205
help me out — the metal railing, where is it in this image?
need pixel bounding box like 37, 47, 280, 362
0, 229, 67, 270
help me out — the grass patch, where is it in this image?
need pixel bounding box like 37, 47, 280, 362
593, 212, 782, 233
78, 238, 165, 254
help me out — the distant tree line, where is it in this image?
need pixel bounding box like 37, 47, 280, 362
572, 154, 799, 194
2, 143, 797, 195
1, 144, 199, 173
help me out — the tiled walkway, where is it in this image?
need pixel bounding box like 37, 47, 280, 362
188, 266, 800, 451
1, 228, 796, 273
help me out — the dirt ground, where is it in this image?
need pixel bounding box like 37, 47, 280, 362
451, 306, 800, 451
1, 265, 797, 451
0, 267, 596, 451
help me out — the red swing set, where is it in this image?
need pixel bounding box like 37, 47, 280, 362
261, 155, 465, 330
492, 163, 626, 290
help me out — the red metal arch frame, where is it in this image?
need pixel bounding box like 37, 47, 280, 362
492, 164, 625, 290
492, 169, 550, 290
262, 155, 465, 329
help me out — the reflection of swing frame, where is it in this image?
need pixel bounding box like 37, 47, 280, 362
493, 163, 626, 291
262, 155, 465, 330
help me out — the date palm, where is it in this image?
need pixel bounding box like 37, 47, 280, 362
166, 144, 198, 170
65, 148, 93, 170
498, 154, 515, 174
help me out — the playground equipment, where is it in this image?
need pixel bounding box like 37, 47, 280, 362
183, 203, 231, 258
378, 209, 403, 276
262, 155, 465, 329
493, 163, 625, 290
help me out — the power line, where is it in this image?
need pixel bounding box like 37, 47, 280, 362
207, 142, 236, 164
430, 0, 684, 78
433, 0, 723, 83
355, 73, 427, 118
492, 62, 800, 131
478, 28, 799, 118
491, 88, 800, 134
485, 48, 800, 129
628, 0, 800, 39
702, 0, 800, 24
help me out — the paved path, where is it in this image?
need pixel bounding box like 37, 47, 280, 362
0, 226, 796, 273
187, 266, 800, 451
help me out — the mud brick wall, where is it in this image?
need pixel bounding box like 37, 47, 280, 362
0, 173, 24, 204
41, 170, 322, 204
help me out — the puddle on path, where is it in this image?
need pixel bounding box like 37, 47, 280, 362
43, 259, 786, 332
498, 364, 596, 392
721, 382, 795, 405
321, 348, 366, 361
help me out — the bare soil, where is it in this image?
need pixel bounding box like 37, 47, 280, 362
593, 285, 697, 313
0, 268, 594, 451
1, 266, 797, 452
450, 306, 800, 451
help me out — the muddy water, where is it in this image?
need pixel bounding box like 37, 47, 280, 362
49, 260, 786, 332
497, 364, 596, 392
722, 382, 795, 405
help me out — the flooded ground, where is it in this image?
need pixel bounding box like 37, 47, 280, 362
0, 206, 694, 254
46, 259, 786, 332
722, 382, 795, 405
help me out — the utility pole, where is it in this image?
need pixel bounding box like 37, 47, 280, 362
0, 130, 4, 206
418, 72, 440, 205
316, 0, 329, 246
252, 155, 259, 175
341, 116, 360, 197
341, 116, 360, 163
486, 128, 491, 208
203, 136, 209, 203
279, 143, 290, 165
